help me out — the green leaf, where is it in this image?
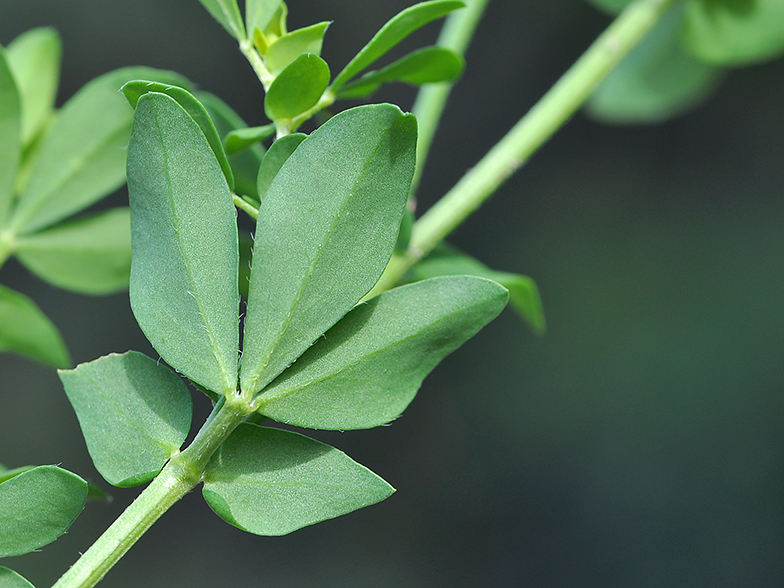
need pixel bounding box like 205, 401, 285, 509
0, 285, 69, 367
682, 0, 784, 65
128, 92, 239, 396
246, 0, 283, 42
240, 104, 417, 396
198, 91, 266, 200
86, 483, 111, 502
9, 67, 190, 236
0, 466, 87, 557
410, 244, 546, 334
585, 0, 632, 14
0, 466, 35, 485
586, 2, 723, 124
264, 21, 330, 76
224, 124, 276, 155
255, 133, 306, 200
0, 567, 36, 588
59, 351, 192, 487
15, 208, 131, 295
0, 47, 21, 228
331, 0, 465, 91
336, 46, 465, 99
203, 424, 394, 535
394, 206, 414, 254
264, 53, 330, 121
257, 276, 508, 430
6, 28, 61, 146
122, 81, 234, 191
198, 0, 246, 41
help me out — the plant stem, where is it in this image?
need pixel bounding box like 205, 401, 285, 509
51, 396, 250, 588
368, 0, 678, 297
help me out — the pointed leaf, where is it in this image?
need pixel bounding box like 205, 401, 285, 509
15, 208, 131, 294
246, 0, 283, 42
257, 276, 508, 429
0, 466, 87, 557
240, 104, 417, 396
264, 53, 330, 121
198, 0, 246, 41
255, 133, 306, 200
0, 567, 35, 588
128, 92, 239, 396
0, 47, 21, 227
331, 0, 465, 91
122, 81, 234, 190
59, 351, 193, 487
224, 124, 276, 155
203, 424, 394, 535
337, 46, 464, 99
0, 285, 69, 367
6, 28, 61, 146
9, 67, 190, 235
265, 22, 330, 76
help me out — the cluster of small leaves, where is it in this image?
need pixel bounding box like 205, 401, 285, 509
585, 0, 784, 123
0, 28, 188, 367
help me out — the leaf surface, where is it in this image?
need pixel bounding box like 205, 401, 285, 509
264, 22, 330, 76
0, 47, 20, 227
203, 424, 394, 535
127, 93, 239, 396
264, 53, 330, 121
246, 0, 284, 41
240, 104, 417, 395
0, 285, 69, 367
224, 124, 276, 155
59, 351, 192, 487
255, 133, 306, 200
0, 567, 35, 588
198, 0, 246, 40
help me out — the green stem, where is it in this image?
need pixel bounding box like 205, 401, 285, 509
51, 396, 251, 588
369, 0, 678, 297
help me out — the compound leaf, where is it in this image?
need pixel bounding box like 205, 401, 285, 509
0, 46, 20, 227
203, 424, 394, 535
264, 21, 330, 76
15, 208, 131, 295
0, 466, 87, 557
59, 351, 192, 487
257, 276, 508, 430
198, 0, 246, 41
240, 104, 416, 396
0, 567, 35, 588
264, 53, 330, 121
255, 133, 306, 200
0, 285, 69, 367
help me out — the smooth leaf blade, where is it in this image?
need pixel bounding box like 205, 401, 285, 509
264, 21, 330, 76
246, 0, 283, 40
203, 424, 394, 535
0, 47, 21, 227
257, 276, 508, 429
0, 466, 35, 485
264, 53, 330, 121
331, 0, 465, 90
15, 208, 131, 295
59, 351, 192, 487
128, 92, 240, 396
0, 567, 36, 588
0, 285, 69, 367
240, 104, 417, 396
198, 0, 246, 41
9, 67, 190, 235
224, 124, 276, 155
0, 466, 87, 557
255, 133, 306, 200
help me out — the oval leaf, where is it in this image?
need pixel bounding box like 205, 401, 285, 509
203, 424, 394, 535
331, 0, 465, 91
128, 92, 240, 396
264, 21, 330, 76
0, 47, 21, 227
15, 208, 131, 295
240, 104, 417, 396
59, 351, 193, 487
0, 284, 69, 367
0, 466, 87, 557
257, 276, 508, 429
264, 53, 330, 121
255, 133, 306, 200
198, 0, 246, 41
0, 567, 36, 588
224, 124, 276, 155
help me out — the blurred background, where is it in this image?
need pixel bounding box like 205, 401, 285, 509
2, 1, 784, 586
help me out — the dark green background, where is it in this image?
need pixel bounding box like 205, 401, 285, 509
2, 1, 784, 586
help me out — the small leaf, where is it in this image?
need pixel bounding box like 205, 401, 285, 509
336, 46, 465, 99
264, 21, 330, 76
86, 483, 111, 502
682, 0, 784, 65
6, 28, 61, 146
122, 81, 234, 191
255, 133, 306, 200
0, 284, 69, 367
9, 67, 190, 235
198, 0, 246, 41
585, 0, 632, 14
128, 93, 239, 396
246, 0, 283, 42
331, 0, 465, 91
257, 276, 508, 430
203, 424, 394, 535
224, 124, 276, 155
15, 208, 131, 295
0, 46, 21, 228
0, 567, 36, 588
264, 53, 330, 121
0, 466, 87, 557
0, 466, 35, 485
59, 351, 192, 487
240, 104, 417, 396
